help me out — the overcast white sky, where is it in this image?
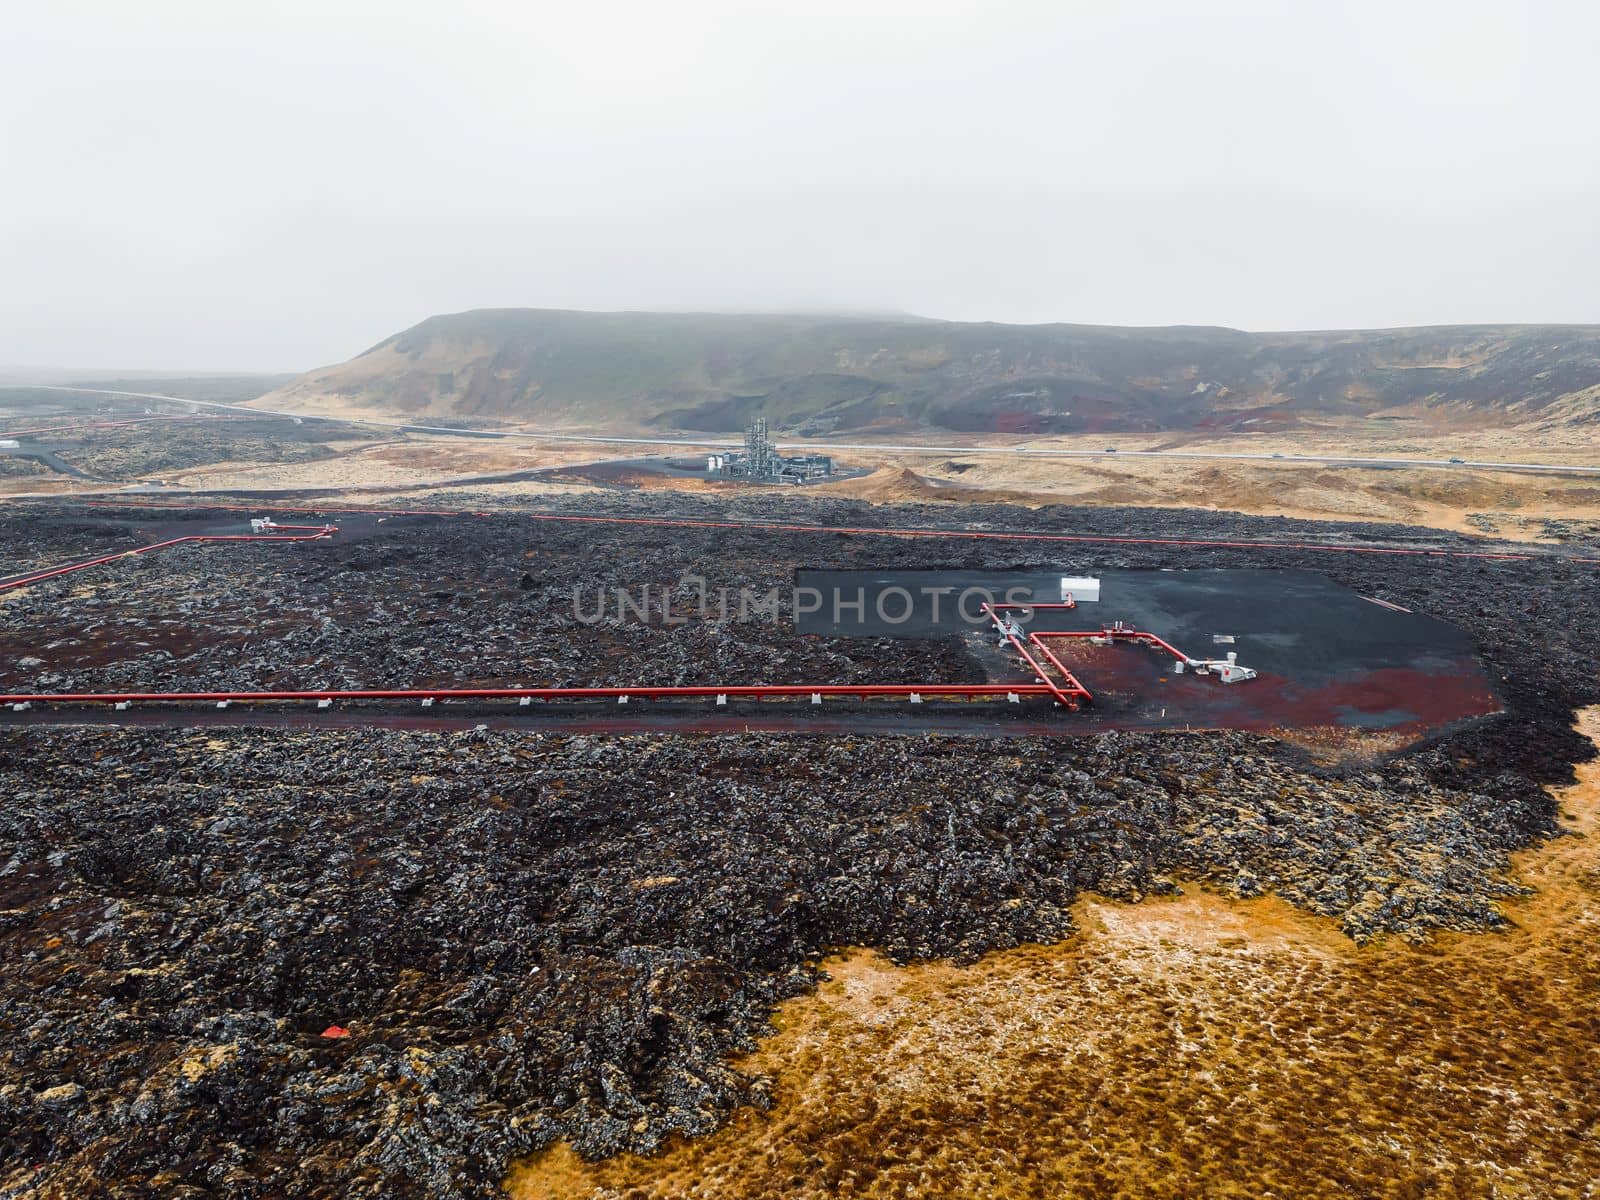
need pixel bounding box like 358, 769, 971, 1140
3, 0, 1596, 372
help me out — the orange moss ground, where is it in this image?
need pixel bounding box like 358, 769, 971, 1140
508, 710, 1600, 1200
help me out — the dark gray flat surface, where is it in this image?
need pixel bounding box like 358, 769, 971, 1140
793, 567, 1499, 737
796, 567, 1477, 684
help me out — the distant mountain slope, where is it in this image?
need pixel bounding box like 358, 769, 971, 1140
260, 309, 1600, 435
67, 374, 298, 403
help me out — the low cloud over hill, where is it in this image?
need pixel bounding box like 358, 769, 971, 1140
262, 309, 1600, 435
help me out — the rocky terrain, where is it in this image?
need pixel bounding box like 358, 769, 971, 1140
516, 715, 1600, 1199
261, 308, 1600, 434
0, 457, 50, 480
0, 507, 974, 697
0, 719, 1580, 1200
7, 418, 373, 486
0, 493, 1596, 1198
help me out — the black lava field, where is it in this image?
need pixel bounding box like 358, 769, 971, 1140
0, 492, 1596, 1199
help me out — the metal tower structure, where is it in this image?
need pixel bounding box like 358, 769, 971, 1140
744, 417, 779, 478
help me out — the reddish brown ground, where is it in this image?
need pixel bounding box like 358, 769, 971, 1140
508, 710, 1600, 1200
1022, 636, 1501, 743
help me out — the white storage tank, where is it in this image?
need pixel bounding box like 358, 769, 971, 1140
1060, 576, 1101, 603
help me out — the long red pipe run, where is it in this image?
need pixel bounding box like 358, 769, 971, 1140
0, 627, 1234, 712
0, 627, 1220, 711
0, 546, 1268, 711
79, 499, 1600, 565
0, 528, 335, 593
0, 683, 1056, 707
0, 523, 1070, 710
4, 501, 1579, 712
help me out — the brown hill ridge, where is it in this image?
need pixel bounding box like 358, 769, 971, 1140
261, 309, 1600, 436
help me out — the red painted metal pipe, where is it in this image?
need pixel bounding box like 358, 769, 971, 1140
979, 602, 1092, 708
0, 531, 1063, 711
987, 602, 1080, 611
0, 602, 1110, 711
5, 501, 1574, 714
0, 543, 176, 591
1022, 635, 1095, 701
0, 529, 335, 593
0, 683, 1057, 707
1032, 626, 1203, 668
79, 499, 1600, 565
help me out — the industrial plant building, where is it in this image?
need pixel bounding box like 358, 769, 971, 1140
707, 418, 833, 484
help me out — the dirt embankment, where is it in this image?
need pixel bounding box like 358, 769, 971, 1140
819, 459, 1600, 542
511, 709, 1600, 1200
